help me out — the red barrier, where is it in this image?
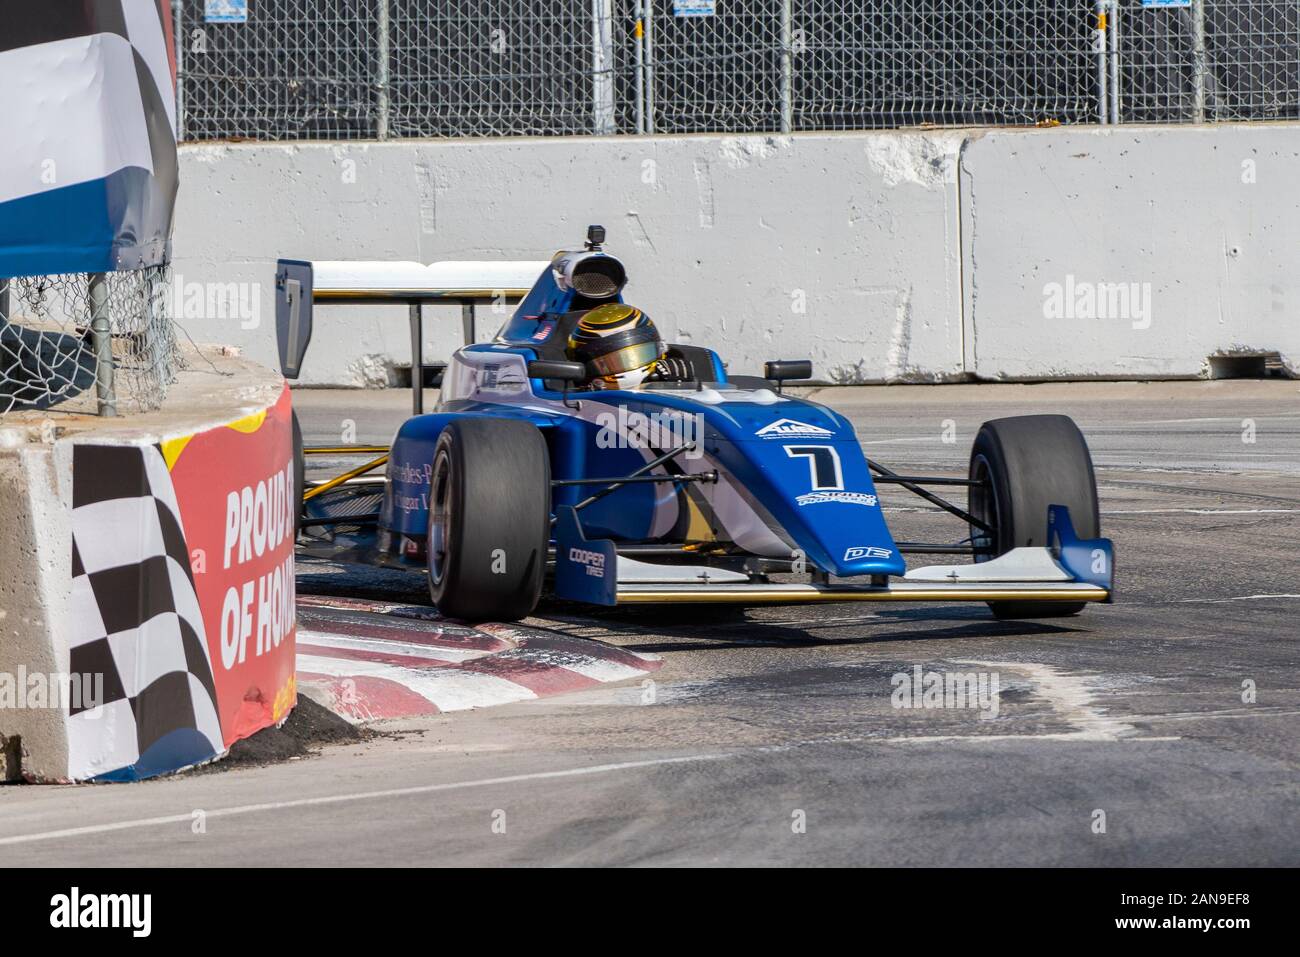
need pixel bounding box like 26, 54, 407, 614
165, 385, 298, 747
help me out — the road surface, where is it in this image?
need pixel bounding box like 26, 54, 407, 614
2, 380, 1297, 866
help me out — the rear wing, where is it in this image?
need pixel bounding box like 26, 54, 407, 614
275, 258, 548, 409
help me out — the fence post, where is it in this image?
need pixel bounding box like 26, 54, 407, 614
376, 0, 391, 139
1094, 1, 1108, 124
644, 0, 655, 133
173, 0, 185, 140
1108, 0, 1121, 124
88, 273, 117, 417
635, 5, 646, 134
779, 0, 793, 133
592, 0, 616, 133
1190, 0, 1208, 122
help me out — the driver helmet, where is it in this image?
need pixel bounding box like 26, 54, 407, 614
566, 303, 666, 390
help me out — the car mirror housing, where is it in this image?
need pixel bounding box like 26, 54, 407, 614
528, 359, 586, 382
764, 360, 813, 382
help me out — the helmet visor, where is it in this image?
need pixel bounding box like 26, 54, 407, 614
586, 340, 664, 379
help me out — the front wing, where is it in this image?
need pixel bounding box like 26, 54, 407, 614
613, 581, 1108, 605
557, 504, 1114, 607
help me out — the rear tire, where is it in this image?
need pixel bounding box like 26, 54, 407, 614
291, 409, 305, 534
426, 419, 550, 622
968, 414, 1099, 620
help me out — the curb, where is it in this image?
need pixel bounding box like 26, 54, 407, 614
294, 596, 661, 722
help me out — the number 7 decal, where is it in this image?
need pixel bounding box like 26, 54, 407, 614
785, 445, 844, 491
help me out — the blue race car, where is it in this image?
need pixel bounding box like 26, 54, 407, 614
277, 226, 1113, 622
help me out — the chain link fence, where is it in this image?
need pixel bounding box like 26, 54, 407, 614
0, 267, 179, 417
1121, 1, 1299, 122
7, 2, 1288, 417
175, 0, 1298, 141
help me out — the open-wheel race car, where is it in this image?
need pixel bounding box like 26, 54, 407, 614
276, 227, 1113, 623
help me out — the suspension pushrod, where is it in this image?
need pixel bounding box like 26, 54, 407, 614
303, 454, 390, 501
304, 445, 389, 455
895, 542, 983, 554
300, 513, 381, 528
867, 459, 994, 534
872, 475, 981, 487
554, 472, 717, 487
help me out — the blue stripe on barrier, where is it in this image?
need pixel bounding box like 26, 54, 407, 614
0, 178, 116, 279
0, 166, 171, 280
91, 728, 221, 783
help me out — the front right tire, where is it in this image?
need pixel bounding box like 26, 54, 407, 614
967, 414, 1100, 620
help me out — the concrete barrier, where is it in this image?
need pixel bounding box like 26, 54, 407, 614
172, 125, 1298, 385
173, 133, 965, 386
959, 124, 1300, 379
0, 348, 296, 782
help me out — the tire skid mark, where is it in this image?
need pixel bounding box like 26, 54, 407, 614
885, 659, 1150, 744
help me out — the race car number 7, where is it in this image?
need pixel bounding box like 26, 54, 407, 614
785, 445, 844, 491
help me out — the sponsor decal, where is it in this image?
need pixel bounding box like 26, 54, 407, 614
796, 490, 878, 507
531, 323, 555, 342
390, 460, 433, 514
477, 362, 526, 393
568, 546, 607, 578
755, 418, 835, 439
206, 0, 249, 24
785, 444, 843, 489
167, 388, 298, 745
844, 545, 893, 561
553, 507, 617, 605
674, 0, 716, 16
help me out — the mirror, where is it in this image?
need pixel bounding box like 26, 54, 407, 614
275, 259, 314, 379
764, 359, 813, 382
528, 359, 585, 382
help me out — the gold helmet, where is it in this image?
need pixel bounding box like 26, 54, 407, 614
566, 303, 666, 390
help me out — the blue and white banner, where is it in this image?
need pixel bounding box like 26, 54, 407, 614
205, 0, 249, 24
673, 1, 717, 17
0, 0, 178, 279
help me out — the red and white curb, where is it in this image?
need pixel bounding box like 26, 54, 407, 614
294, 595, 662, 722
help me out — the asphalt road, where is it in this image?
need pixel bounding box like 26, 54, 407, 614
2, 380, 1298, 866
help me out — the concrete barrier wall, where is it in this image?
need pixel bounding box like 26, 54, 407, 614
960, 124, 1300, 379
0, 351, 296, 782
0, 440, 72, 780
172, 125, 1299, 386
173, 133, 965, 386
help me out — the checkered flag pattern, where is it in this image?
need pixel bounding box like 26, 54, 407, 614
67, 444, 223, 781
